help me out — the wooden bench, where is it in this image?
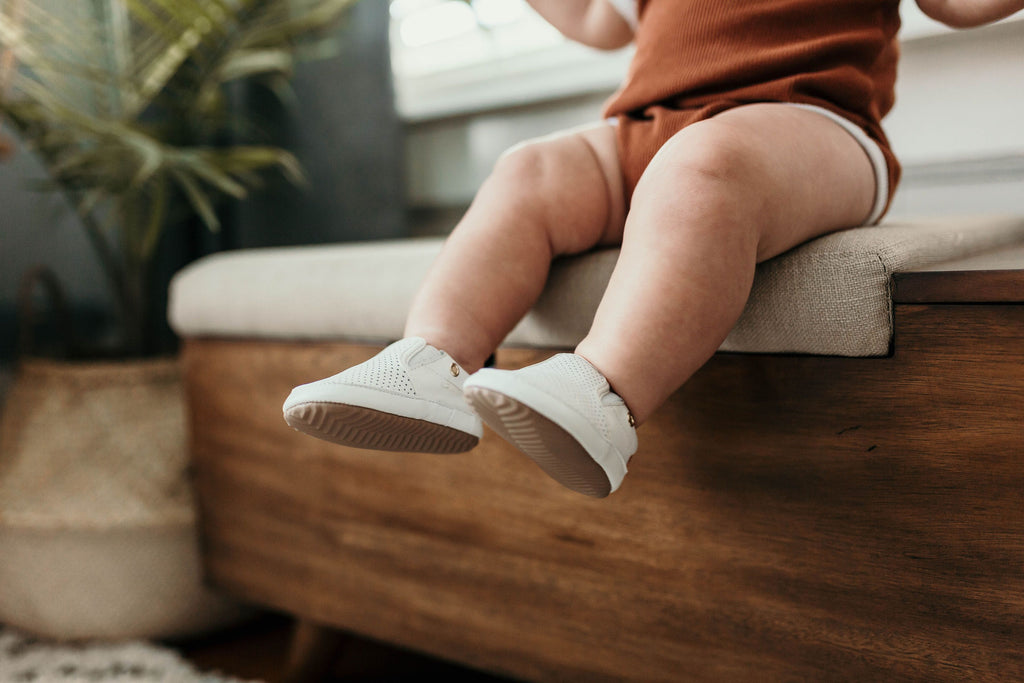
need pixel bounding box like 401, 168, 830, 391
170, 218, 1024, 681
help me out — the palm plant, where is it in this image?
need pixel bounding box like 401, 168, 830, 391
0, 0, 359, 355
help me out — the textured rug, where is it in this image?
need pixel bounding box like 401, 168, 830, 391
0, 626, 258, 683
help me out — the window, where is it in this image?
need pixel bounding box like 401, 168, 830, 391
391, 0, 560, 77
390, 0, 1022, 121
389, 0, 632, 120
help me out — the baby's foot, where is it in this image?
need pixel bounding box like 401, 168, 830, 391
463, 354, 637, 498
283, 337, 482, 453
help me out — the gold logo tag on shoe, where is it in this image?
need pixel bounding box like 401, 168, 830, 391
450, 363, 460, 377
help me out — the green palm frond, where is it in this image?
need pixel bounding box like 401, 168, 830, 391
2, 0, 359, 118
4, 89, 307, 253
1, 0, 357, 219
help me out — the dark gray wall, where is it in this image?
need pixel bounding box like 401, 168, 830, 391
228, 0, 407, 249
0, 130, 113, 356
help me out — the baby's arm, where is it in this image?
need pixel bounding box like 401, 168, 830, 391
915, 0, 1024, 27
525, 0, 634, 49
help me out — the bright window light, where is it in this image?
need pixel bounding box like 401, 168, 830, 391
471, 0, 526, 28
399, 1, 478, 47
389, 0, 438, 21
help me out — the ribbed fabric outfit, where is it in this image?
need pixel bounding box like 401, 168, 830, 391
603, 0, 902, 216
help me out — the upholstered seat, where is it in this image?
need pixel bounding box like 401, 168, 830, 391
171, 215, 1024, 357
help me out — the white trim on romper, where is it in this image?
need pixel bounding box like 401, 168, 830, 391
786, 103, 890, 225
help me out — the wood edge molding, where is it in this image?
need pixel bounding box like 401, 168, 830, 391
892, 242, 1024, 303
892, 269, 1024, 304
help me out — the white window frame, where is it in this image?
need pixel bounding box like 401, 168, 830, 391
391, 2, 1022, 122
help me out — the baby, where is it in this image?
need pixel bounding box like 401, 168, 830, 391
284, 0, 1024, 498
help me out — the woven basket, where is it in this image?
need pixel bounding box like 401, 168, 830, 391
0, 357, 247, 640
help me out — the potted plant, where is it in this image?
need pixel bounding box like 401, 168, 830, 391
0, 0, 362, 641
1, 0, 362, 355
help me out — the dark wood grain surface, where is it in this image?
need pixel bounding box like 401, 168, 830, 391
893, 243, 1024, 303
183, 300, 1024, 682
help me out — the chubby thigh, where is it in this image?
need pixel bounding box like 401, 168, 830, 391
501, 104, 878, 263
486, 121, 630, 254
625, 103, 879, 260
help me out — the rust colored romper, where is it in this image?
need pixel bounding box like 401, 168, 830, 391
603, 0, 902, 216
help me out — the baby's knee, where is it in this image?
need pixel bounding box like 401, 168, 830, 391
646, 119, 766, 193
633, 120, 775, 227
489, 137, 563, 193
628, 121, 776, 252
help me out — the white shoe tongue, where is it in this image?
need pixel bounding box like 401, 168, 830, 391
601, 392, 625, 407
389, 336, 427, 353
402, 337, 446, 368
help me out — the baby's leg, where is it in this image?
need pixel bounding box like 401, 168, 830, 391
576, 103, 877, 423
283, 123, 626, 454
404, 123, 626, 372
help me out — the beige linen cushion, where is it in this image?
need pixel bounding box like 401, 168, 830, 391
169, 216, 1024, 357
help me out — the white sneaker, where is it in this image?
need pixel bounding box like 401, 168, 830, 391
283, 337, 483, 453
463, 353, 637, 498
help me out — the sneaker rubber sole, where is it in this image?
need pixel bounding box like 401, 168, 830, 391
284, 402, 479, 454
464, 385, 612, 498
